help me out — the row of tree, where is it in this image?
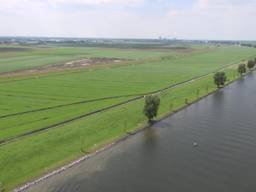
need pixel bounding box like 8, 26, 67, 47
214, 59, 256, 87
238, 59, 256, 75
144, 59, 256, 122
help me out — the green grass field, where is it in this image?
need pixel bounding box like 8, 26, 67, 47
0, 44, 255, 191
0, 45, 179, 73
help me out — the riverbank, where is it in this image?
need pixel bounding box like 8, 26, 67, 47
13, 64, 252, 192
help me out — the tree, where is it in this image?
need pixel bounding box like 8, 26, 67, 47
238, 64, 247, 76
247, 60, 255, 71
214, 72, 227, 88
143, 95, 160, 123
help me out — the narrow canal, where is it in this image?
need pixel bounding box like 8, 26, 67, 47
27, 73, 256, 192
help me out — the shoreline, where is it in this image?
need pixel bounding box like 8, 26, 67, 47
14, 71, 250, 192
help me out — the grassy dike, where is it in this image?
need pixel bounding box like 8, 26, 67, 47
0, 65, 247, 191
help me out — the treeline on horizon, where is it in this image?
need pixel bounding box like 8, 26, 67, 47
0, 36, 255, 49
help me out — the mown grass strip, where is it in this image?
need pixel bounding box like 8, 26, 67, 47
0, 94, 141, 119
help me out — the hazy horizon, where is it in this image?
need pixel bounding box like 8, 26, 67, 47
0, 35, 255, 42
0, 0, 256, 40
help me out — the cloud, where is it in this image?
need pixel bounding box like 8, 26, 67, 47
50, 0, 144, 6
0, 0, 255, 40
195, 0, 256, 9
196, 0, 209, 9
0, 0, 144, 9
163, 0, 256, 40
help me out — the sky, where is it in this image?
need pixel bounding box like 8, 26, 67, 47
0, 0, 255, 40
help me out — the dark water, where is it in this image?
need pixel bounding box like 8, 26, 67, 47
27, 73, 256, 192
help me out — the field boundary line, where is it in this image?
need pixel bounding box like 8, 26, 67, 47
0, 94, 145, 119
0, 96, 144, 145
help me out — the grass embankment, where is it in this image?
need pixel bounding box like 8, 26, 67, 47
0, 46, 255, 191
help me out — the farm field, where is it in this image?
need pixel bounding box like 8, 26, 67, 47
0, 45, 180, 73
0, 44, 256, 191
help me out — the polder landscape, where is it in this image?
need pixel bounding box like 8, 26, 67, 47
0, 38, 256, 191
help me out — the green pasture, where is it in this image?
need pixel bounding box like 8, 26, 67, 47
0, 46, 255, 142
0, 45, 255, 191
0, 46, 254, 114
0, 45, 178, 73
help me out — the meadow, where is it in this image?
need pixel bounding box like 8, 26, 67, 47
0, 45, 175, 73
0, 44, 255, 191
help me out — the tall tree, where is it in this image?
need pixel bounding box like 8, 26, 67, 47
247, 60, 255, 71
143, 95, 160, 123
214, 72, 227, 88
238, 64, 247, 76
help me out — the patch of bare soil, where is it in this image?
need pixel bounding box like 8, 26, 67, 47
0, 57, 129, 78
64, 57, 125, 67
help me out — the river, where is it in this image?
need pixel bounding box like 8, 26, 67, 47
27, 73, 256, 192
